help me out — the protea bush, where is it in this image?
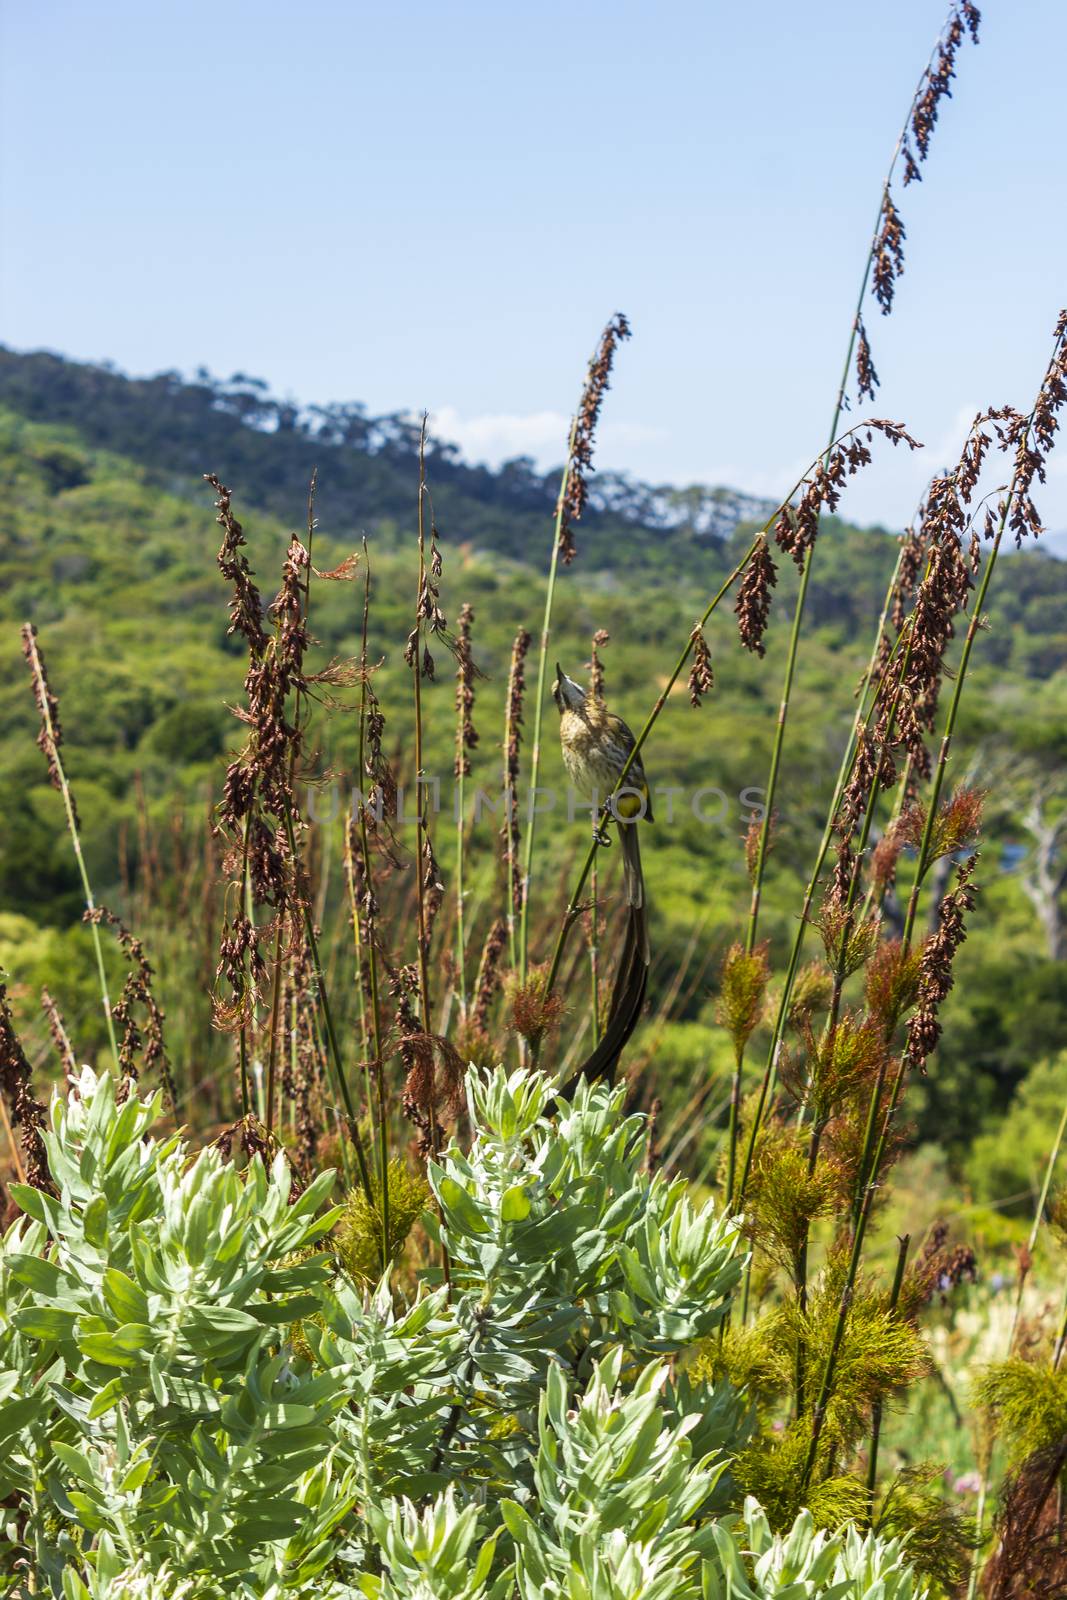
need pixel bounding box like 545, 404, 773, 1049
2, 1064, 928, 1599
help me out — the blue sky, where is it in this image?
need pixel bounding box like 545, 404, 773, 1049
2, 1, 1065, 529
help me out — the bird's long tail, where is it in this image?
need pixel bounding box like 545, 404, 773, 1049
558, 902, 647, 1098
559, 820, 650, 1098
620, 823, 650, 965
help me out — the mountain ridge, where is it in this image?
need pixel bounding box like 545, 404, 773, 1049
0, 345, 782, 558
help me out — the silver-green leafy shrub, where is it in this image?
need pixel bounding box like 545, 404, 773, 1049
0, 1064, 927, 1599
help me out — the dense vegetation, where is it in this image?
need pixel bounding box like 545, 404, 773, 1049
1, 351, 1065, 1180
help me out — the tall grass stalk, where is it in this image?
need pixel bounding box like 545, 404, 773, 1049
518, 416, 578, 985
343, 820, 372, 1068
519, 313, 631, 987
266, 473, 318, 1138
1009, 1097, 1067, 1355
20, 625, 119, 1070
281, 798, 374, 1205
454, 774, 469, 1017
412, 425, 451, 1285
503, 629, 531, 975
865, 1231, 911, 1517
966, 1095, 1067, 1596
0, 1092, 26, 1185
412, 422, 434, 1050
453, 608, 475, 1021
589, 858, 601, 1046
355, 540, 389, 1256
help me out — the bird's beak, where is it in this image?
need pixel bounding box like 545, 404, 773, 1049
555, 662, 563, 679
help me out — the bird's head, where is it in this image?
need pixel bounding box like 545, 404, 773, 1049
552, 664, 586, 713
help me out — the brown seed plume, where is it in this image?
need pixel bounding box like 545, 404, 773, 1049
503, 628, 531, 914
870, 826, 903, 900
774, 421, 920, 570
884, 412, 1000, 776
559, 313, 632, 564
41, 989, 76, 1075
864, 938, 922, 1034
85, 907, 175, 1109
20, 624, 77, 826
744, 813, 774, 882
735, 538, 777, 657
855, 319, 880, 403
891, 520, 928, 635
907, 1220, 977, 1309
471, 917, 507, 1037
907, 6, 979, 170
588, 628, 610, 702
392, 964, 463, 1159
905, 853, 978, 1072
981, 1441, 1067, 1600
688, 625, 714, 707
406, 504, 451, 679
283, 916, 323, 1174
837, 726, 896, 837
421, 833, 445, 961
0, 981, 50, 1190
855, 3, 981, 388
872, 193, 906, 318
454, 602, 478, 777
207, 474, 266, 655
997, 311, 1067, 546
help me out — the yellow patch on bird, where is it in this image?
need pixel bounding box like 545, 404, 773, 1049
615, 790, 645, 819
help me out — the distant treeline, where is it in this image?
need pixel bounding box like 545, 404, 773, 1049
0, 346, 771, 565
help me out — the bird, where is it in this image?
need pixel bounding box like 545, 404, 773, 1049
552, 663, 652, 950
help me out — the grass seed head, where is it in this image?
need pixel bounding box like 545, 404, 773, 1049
559, 313, 632, 564
906, 853, 979, 1072
735, 537, 777, 657
687, 624, 714, 707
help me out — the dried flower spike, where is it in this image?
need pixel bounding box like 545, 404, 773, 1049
857, 4, 981, 389
735, 538, 777, 657
503, 628, 531, 916
588, 628, 610, 702
774, 421, 920, 570
559, 313, 632, 564
688, 625, 714, 707
855, 319, 880, 402
0, 981, 50, 1190
20, 623, 75, 821
471, 917, 507, 1037
454, 602, 478, 777
905, 853, 978, 1072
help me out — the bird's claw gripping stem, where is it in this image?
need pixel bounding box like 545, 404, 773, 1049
593, 811, 613, 850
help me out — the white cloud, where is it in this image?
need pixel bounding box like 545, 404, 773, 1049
429, 406, 667, 473
428, 401, 1067, 537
